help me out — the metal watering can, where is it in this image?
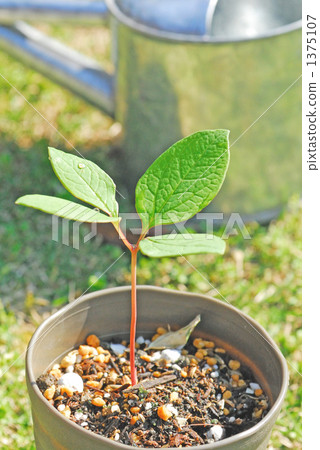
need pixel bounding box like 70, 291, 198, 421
0, 0, 302, 222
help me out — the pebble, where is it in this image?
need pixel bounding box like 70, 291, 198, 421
160, 349, 181, 363
44, 385, 55, 400
223, 390, 232, 400
170, 391, 179, 402
74, 410, 84, 420
172, 364, 181, 371
65, 366, 74, 373
111, 404, 120, 413
57, 404, 65, 412
245, 388, 255, 395
250, 382, 261, 391
60, 353, 77, 368
206, 425, 225, 441
228, 360, 241, 370
176, 417, 188, 427
136, 336, 145, 345
86, 334, 100, 348
58, 373, 84, 393
157, 405, 173, 421
229, 416, 235, 423
150, 351, 161, 361
210, 371, 219, 378
92, 397, 105, 407
110, 343, 126, 355
81, 422, 88, 427
145, 402, 152, 410
166, 404, 179, 416
206, 357, 217, 366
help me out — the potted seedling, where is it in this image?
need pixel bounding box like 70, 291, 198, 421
16, 130, 287, 449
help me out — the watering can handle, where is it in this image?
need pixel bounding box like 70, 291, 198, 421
0, 1, 115, 116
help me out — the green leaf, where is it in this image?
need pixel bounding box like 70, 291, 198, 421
135, 130, 229, 232
48, 147, 118, 217
139, 233, 226, 258
15, 195, 120, 223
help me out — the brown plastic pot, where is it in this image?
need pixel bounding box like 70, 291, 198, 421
26, 286, 288, 449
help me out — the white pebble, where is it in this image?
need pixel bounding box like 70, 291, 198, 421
52, 364, 60, 370
250, 382, 261, 391
216, 393, 222, 401
110, 343, 127, 355
136, 336, 145, 345
74, 411, 83, 420
145, 402, 152, 410
166, 404, 178, 416
119, 357, 127, 364
76, 355, 82, 364
176, 417, 187, 427
81, 422, 88, 427
58, 373, 83, 393
57, 404, 65, 412
246, 388, 254, 395
114, 433, 120, 441
206, 425, 225, 441
172, 364, 181, 371
211, 371, 219, 378
229, 416, 235, 423
150, 351, 161, 361
213, 364, 219, 369
65, 365, 74, 373
104, 393, 110, 398
145, 339, 151, 345
160, 349, 181, 363
111, 405, 120, 413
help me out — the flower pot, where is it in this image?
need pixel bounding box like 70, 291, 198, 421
26, 286, 288, 449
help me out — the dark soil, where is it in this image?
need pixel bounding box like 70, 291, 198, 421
37, 329, 270, 447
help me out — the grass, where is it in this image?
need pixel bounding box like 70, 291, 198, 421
0, 25, 301, 449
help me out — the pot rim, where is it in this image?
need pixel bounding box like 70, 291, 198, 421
26, 285, 288, 449
105, 0, 301, 44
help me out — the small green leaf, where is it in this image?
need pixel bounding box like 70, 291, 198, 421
135, 130, 229, 232
48, 147, 118, 217
139, 233, 226, 258
15, 195, 120, 223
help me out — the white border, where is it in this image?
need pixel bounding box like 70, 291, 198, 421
302, 0, 320, 447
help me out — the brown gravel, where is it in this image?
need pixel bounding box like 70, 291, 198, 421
37, 331, 270, 447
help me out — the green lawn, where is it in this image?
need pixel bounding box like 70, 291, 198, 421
0, 25, 301, 449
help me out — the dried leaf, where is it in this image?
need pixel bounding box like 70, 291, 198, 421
146, 315, 201, 350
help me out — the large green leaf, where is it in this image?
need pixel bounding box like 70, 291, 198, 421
139, 233, 226, 258
48, 147, 118, 217
135, 130, 230, 232
15, 195, 120, 223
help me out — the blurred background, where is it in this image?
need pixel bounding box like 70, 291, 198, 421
0, 2, 301, 449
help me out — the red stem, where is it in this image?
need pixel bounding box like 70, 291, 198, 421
130, 247, 138, 385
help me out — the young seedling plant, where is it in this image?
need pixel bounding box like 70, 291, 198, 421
16, 130, 230, 386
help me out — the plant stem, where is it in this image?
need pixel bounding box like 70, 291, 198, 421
130, 247, 138, 385
113, 222, 133, 252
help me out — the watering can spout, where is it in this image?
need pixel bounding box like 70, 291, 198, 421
0, 21, 115, 117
